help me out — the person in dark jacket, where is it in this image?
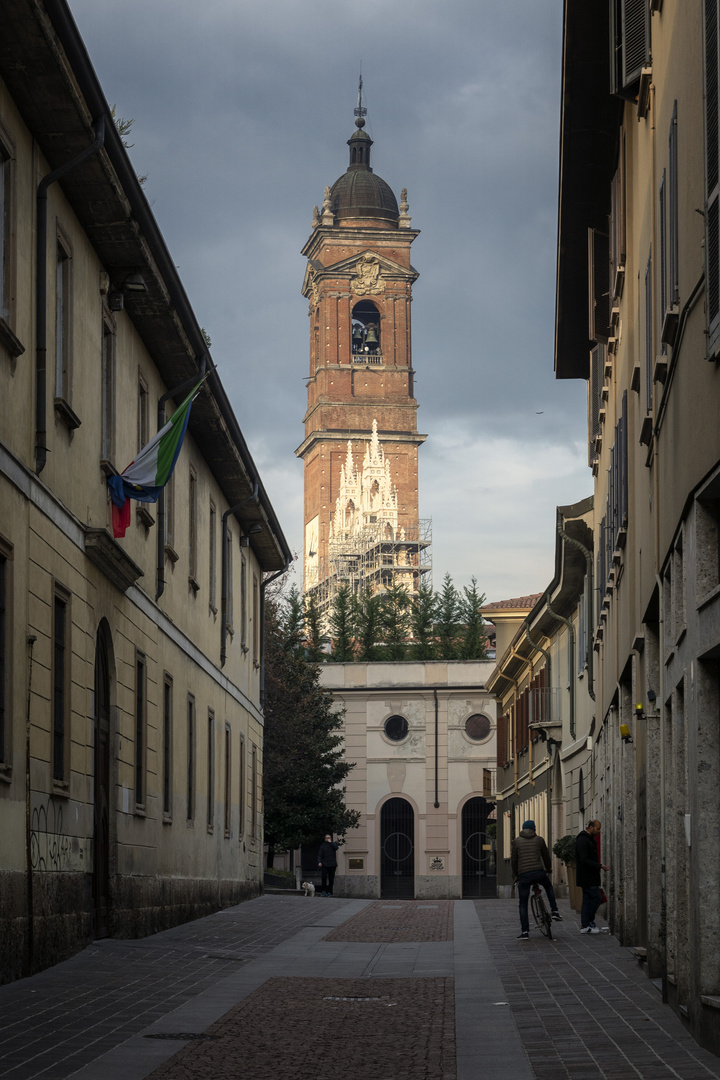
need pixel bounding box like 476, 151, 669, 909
575, 820, 610, 933
510, 820, 562, 939
317, 833, 339, 896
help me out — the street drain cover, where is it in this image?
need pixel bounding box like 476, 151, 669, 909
144, 1033, 216, 1041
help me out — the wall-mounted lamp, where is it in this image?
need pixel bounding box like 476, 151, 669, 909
620, 722, 633, 743
240, 523, 263, 546
108, 273, 148, 311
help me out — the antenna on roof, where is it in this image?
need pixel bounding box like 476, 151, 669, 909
354, 71, 367, 123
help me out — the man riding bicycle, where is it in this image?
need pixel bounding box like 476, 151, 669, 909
511, 819, 562, 939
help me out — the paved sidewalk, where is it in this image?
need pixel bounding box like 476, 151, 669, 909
0, 894, 719, 1079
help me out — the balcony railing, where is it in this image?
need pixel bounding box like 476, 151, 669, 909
352, 353, 384, 365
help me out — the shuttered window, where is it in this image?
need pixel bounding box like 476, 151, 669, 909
588, 230, 611, 344
589, 344, 605, 466
645, 249, 653, 414
705, 0, 720, 352
611, 0, 651, 98
669, 102, 679, 307
497, 714, 508, 768
610, 134, 627, 300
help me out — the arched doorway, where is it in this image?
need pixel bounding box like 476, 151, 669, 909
461, 797, 497, 898
380, 797, 414, 898
93, 622, 113, 937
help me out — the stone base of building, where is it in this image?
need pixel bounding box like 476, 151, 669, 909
415, 875, 461, 899
0, 870, 262, 985
496, 883, 513, 900
333, 875, 379, 898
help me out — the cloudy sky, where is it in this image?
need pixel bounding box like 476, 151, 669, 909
66, 0, 590, 603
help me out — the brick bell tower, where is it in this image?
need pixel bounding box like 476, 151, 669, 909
297, 85, 427, 599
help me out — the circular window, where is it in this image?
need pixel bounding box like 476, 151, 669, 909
384, 714, 409, 741
465, 714, 492, 742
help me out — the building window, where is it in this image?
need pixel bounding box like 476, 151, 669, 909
0, 540, 11, 770
251, 744, 257, 839
240, 554, 247, 651
138, 370, 149, 452
52, 586, 71, 784
226, 525, 234, 632
644, 249, 653, 416
669, 102, 679, 308
209, 501, 217, 613
224, 722, 231, 837
189, 466, 198, 589
659, 170, 667, 326
163, 674, 173, 819
239, 737, 245, 835
165, 472, 176, 556
252, 574, 260, 667
464, 714, 492, 742
0, 135, 12, 325
696, 487, 720, 601
207, 710, 215, 831
705, 0, 720, 353
135, 652, 146, 808
55, 235, 73, 402
384, 714, 409, 741
187, 694, 196, 821
101, 316, 115, 464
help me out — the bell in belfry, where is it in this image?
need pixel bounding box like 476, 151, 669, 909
365, 323, 379, 353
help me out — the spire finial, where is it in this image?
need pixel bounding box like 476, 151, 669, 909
354, 72, 367, 129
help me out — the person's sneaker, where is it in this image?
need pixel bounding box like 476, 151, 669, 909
517, 931, 529, 939
551, 911, 563, 921
580, 926, 601, 934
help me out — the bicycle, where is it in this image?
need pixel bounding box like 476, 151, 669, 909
530, 881, 553, 939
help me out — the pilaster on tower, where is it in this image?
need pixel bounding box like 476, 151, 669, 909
297, 91, 431, 613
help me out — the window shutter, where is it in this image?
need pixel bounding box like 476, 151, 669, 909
620, 391, 628, 529
705, 1, 720, 350
589, 344, 604, 465
621, 0, 651, 87
669, 103, 679, 306
645, 249, 653, 413
588, 229, 611, 343
659, 170, 667, 319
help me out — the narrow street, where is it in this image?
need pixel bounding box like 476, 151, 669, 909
0, 895, 717, 1080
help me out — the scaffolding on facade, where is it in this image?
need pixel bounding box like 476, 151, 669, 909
306, 518, 432, 624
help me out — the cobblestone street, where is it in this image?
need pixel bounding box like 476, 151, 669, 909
0, 895, 718, 1080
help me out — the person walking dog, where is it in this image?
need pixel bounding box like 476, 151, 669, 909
317, 833, 338, 896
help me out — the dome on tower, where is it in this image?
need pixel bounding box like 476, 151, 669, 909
330, 114, 399, 226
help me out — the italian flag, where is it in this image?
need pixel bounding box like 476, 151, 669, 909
107, 378, 204, 539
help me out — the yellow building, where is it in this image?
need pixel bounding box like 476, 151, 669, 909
0, 0, 291, 982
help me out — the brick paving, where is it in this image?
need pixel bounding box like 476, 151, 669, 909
479, 898, 720, 1080
322, 899, 453, 943
2, 894, 720, 1080
144, 976, 456, 1080
0, 896, 348, 1080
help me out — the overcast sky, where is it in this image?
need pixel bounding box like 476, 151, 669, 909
67, 0, 590, 604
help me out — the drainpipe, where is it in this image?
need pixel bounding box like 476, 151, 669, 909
36, 117, 105, 475
155, 359, 210, 601
546, 594, 576, 740
557, 518, 595, 701
433, 689, 439, 808
220, 483, 259, 668
259, 557, 293, 708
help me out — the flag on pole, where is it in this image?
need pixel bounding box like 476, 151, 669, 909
108, 377, 205, 539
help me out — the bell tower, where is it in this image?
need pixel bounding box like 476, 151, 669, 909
297, 85, 428, 601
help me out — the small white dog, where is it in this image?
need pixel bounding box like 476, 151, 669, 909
301, 881, 315, 897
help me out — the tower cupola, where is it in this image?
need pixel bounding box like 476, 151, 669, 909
329, 79, 399, 225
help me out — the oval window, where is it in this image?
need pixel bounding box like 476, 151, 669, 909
384, 714, 409, 741
465, 714, 491, 741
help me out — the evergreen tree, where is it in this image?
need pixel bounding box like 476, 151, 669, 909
285, 585, 305, 657
304, 590, 326, 662
328, 583, 356, 661
379, 581, 411, 660
354, 586, 383, 661
410, 582, 438, 659
436, 573, 461, 660
263, 592, 360, 864
459, 577, 489, 659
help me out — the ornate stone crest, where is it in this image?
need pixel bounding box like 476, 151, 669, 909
352, 252, 384, 296
306, 265, 320, 308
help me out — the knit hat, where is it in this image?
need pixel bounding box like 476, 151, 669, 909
522, 820, 536, 830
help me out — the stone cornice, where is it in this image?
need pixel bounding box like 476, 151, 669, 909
296, 427, 428, 459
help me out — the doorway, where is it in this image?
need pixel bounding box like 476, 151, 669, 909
380, 798, 414, 898
462, 797, 497, 898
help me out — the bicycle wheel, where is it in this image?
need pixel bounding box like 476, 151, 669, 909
530, 891, 553, 939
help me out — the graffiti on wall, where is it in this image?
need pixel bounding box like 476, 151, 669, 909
31, 797, 71, 871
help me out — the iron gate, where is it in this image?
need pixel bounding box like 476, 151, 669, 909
380, 798, 414, 899
462, 797, 497, 898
